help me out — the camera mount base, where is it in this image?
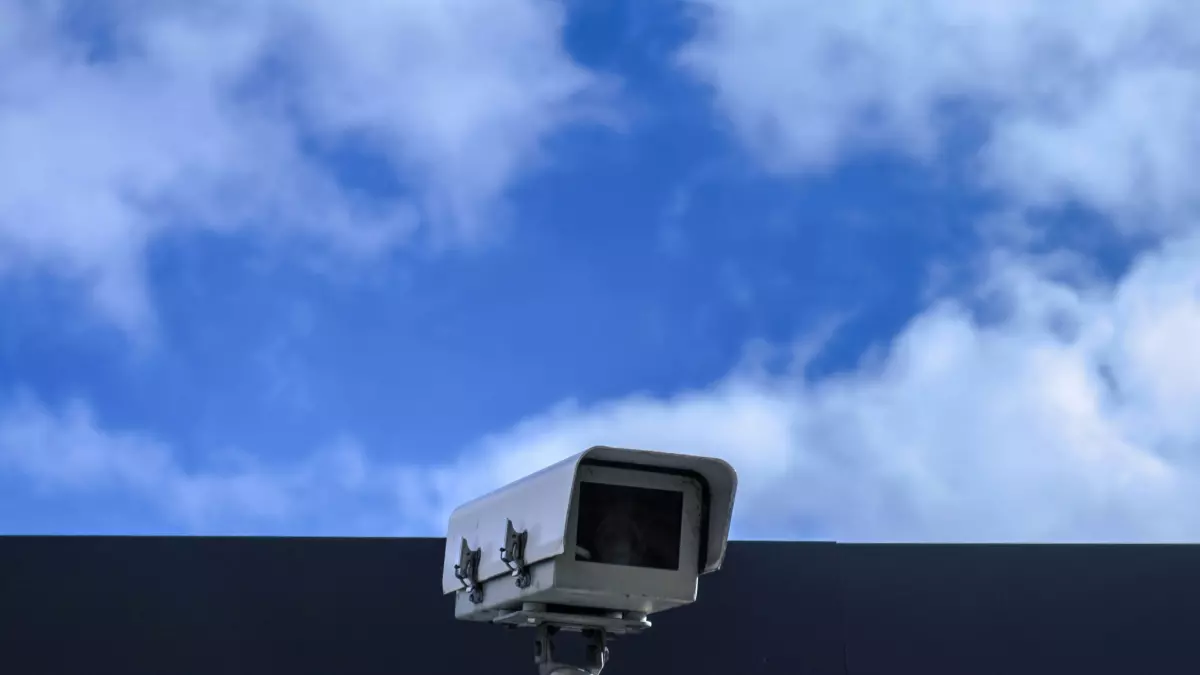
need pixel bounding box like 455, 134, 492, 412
491, 603, 652, 675
493, 603, 651, 635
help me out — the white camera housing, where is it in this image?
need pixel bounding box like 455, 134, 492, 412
441, 446, 737, 635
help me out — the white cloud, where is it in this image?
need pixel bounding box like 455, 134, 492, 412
0, 0, 605, 334
422, 0, 1199, 542
0, 392, 418, 534
6, 1, 1200, 544
414, 231, 1200, 542
7, 232, 1200, 541
678, 0, 1200, 229
406, 1, 1200, 542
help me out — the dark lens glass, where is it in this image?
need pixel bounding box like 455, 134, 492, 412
573, 481, 683, 570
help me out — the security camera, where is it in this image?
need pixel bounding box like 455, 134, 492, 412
442, 445, 737, 675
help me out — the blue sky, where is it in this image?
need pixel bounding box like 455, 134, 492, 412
2, 0, 1200, 541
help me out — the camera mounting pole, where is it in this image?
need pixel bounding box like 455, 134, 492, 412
533, 624, 610, 675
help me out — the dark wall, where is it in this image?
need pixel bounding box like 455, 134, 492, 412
1, 537, 1198, 674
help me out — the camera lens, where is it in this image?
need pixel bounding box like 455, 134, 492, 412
574, 482, 682, 570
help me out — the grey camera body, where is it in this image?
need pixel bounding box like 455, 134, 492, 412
441, 446, 737, 634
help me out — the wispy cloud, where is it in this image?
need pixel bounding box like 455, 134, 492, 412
0, 392, 425, 535
0, 0, 608, 335
449, 235, 1200, 542
5, 1, 1200, 543
406, 1, 1200, 541
8, 228, 1200, 541
678, 0, 1200, 230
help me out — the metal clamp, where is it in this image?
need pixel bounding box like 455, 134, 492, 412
500, 519, 532, 589
453, 538, 484, 604
534, 625, 610, 675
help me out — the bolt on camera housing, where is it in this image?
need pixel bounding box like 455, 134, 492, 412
442, 446, 737, 674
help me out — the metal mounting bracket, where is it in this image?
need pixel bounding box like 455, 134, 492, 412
534, 625, 610, 675
500, 519, 532, 589
453, 538, 484, 604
